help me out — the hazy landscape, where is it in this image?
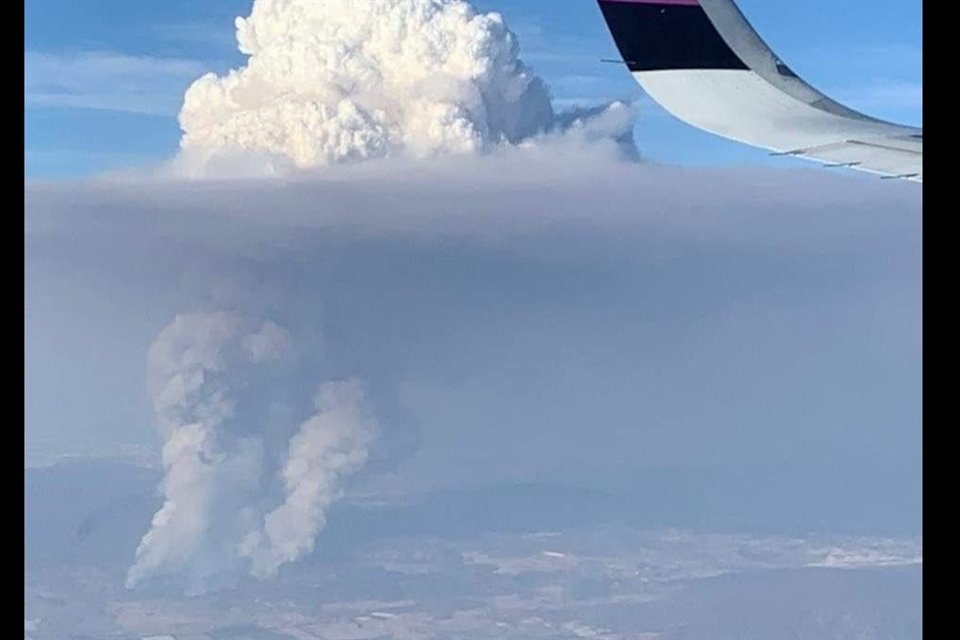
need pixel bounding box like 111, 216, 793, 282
25, 1, 922, 638
26, 460, 921, 640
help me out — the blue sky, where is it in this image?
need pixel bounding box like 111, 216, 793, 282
24, 0, 922, 179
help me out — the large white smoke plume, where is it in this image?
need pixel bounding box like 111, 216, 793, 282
126, 312, 377, 593
131, 0, 632, 591
175, 0, 634, 176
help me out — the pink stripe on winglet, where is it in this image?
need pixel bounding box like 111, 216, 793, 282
601, 0, 699, 5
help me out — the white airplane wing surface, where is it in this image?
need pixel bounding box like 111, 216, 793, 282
596, 0, 922, 182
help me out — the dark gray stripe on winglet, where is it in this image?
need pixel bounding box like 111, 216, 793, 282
597, 0, 747, 71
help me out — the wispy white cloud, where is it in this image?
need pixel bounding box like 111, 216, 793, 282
24, 149, 160, 177
150, 21, 238, 52
798, 43, 922, 118
24, 51, 208, 116
553, 74, 609, 88
808, 43, 922, 74
835, 81, 923, 112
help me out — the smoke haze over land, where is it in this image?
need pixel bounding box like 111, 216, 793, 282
24, 0, 920, 605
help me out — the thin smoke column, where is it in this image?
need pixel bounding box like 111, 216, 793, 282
242, 380, 378, 577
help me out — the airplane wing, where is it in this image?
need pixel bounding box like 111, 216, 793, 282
596, 0, 922, 182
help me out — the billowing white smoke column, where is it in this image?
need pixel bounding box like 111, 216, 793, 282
241, 380, 377, 577
178, 0, 557, 173
127, 312, 377, 592
126, 312, 288, 590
